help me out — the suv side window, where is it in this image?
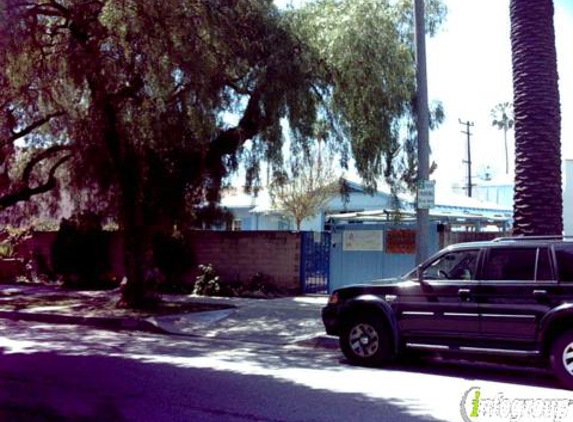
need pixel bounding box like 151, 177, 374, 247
483, 247, 551, 281
537, 247, 553, 281
555, 245, 573, 282
423, 249, 479, 280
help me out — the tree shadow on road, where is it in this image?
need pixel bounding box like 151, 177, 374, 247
0, 350, 445, 422
1, 320, 571, 422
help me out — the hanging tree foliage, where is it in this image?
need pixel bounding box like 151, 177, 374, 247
0, 0, 446, 306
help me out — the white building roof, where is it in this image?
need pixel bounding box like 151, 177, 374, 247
221, 179, 512, 217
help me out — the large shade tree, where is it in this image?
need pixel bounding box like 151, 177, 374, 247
510, 0, 562, 235
0, 0, 445, 306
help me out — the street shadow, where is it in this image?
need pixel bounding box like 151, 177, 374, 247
0, 350, 444, 422
2, 313, 571, 422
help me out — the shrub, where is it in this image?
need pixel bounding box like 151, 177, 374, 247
51, 212, 111, 289
193, 264, 223, 296
0, 242, 13, 258
244, 272, 281, 298
193, 266, 285, 298
152, 232, 194, 293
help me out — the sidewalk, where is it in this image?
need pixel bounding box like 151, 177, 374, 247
0, 284, 338, 348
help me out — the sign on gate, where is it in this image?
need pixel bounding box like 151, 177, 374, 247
343, 230, 384, 251
386, 229, 416, 254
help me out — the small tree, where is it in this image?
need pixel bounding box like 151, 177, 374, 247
490, 102, 514, 175
270, 142, 339, 231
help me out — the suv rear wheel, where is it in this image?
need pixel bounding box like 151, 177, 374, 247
340, 315, 392, 366
551, 331, 573, 389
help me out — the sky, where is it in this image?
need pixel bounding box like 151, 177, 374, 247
426, 0, 573, 188
271, 0, 573, 191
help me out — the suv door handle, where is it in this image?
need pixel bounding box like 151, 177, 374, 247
458, 288, 472, 300
533, 290, 548, 300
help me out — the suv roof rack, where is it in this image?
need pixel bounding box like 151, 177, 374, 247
492, 235, 573, 242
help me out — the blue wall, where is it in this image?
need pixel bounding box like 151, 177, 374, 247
329, 223, 440, 292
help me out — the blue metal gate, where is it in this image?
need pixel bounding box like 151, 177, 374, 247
329, 222, 440, 293
300, 231, 331, 294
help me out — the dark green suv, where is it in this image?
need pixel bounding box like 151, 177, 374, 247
322, 236, 573, 388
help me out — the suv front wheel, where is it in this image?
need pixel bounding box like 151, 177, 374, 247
551, 331, 573, 389
340, 315, 392, 366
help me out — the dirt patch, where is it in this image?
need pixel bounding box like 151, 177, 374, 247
0, 289, 233, 318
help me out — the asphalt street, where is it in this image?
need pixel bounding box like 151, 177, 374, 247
1, 319, 573, 422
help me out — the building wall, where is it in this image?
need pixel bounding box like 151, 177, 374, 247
453, 183, 513, 208
15, 231, 126, 278
187, 231, 301, 293
229, 208, 252, 231
565, 160, 573, 236
472, 185, 514, 207
9, 230, 302, 294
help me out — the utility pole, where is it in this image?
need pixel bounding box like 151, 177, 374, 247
459, 119, 474, 197
414, 0, 430, 265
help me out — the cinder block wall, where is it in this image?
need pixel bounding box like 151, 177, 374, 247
9, 230, 302, 294
188, 231, 301, 294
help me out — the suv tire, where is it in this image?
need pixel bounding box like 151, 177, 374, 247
551, 331, 573, 389
340, 314, 392, 366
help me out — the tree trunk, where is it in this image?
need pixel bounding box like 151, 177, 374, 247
510, 0, 562, 235
87, 79, 151, 308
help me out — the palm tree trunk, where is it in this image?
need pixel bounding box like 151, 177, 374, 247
510, 0, 562, 235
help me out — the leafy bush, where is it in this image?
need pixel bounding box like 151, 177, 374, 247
152, 232, 194, 293
0, 242, 13, 258
0, 226, 33, 258
51, 212, 112, 289
193, 264, 223, 296
243, 272, 281, 298
193, 265, 286, 298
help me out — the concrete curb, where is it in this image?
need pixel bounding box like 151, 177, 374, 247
0, 310, 168, 334
0, 309, 339, 350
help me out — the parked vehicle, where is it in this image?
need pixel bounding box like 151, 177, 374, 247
322, 236, 573, 388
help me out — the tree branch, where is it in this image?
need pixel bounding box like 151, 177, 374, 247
8, 111, 65, 143
22, 144, 72, 183
0, 152, 71, 210
204, 88, 272, 202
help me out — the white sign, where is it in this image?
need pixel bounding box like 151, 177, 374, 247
343, 230, 384, 251
418, 180, 436, 209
